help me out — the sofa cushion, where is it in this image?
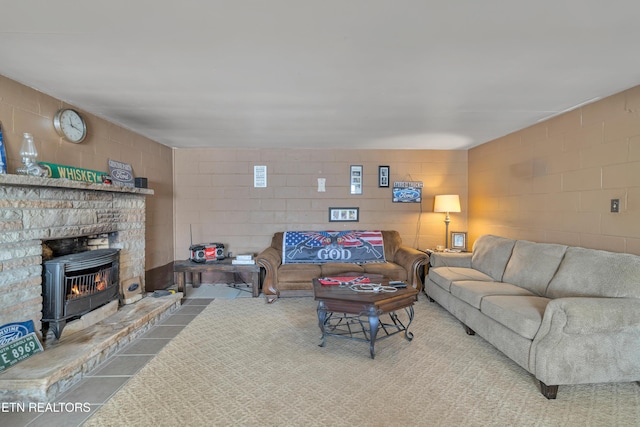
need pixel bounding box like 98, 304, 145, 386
502, 240, 567, 295
277, 264, 321, 283
363, 262, 407, 281
430, 252, 471, 268
320, 263, 364, 276
449, 280, 536, 309
428, 266, 494, 292
481, 295, 550, 340
546, 247, 640, 299
471, 235, 516, 281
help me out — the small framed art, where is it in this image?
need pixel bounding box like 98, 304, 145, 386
329, 207, 359, 222
378, 166, 389, 187
350, 165, 363, 195
451, 232, 467, 251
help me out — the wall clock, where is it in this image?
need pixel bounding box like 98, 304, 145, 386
53, 108, 87, 143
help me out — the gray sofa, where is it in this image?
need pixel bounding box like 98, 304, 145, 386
425, 234, 640, 399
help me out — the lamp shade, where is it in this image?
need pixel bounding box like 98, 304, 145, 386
433, 194, 461, 213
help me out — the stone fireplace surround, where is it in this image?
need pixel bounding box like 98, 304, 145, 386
0, 174, 153, 332
0, 174, 181, 402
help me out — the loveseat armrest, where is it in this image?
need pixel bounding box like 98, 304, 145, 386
531, 297, 640, 386
393, 246, 429, 291
255, 247, 282, 301
429, 251, 472, 268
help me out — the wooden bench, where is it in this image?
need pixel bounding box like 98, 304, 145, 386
173, 259, 261, 298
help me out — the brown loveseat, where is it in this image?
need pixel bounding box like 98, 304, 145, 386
256, 230, 429, 302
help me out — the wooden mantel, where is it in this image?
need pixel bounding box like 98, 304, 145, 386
0, 174, 154, 196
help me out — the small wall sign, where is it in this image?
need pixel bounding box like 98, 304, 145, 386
108, 159, 135, 187
254, 165, 267, 188
392, 181, 423, 203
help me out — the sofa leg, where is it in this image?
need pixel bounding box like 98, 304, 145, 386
424, 292, 434, 302
265, 295, 278, 304
539, 381, 558, 399
463, 325, 475, 335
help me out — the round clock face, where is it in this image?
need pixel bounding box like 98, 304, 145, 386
53, 109, 87, 143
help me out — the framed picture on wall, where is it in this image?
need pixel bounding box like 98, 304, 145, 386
450, 232, 467, 251
329, 207, 359, 222
378, 166, 389, 187
350, 165, 363, 195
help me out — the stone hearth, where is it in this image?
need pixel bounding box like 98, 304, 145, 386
0, 293, 182, 402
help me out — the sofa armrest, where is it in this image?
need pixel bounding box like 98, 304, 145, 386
429, 252, 472, 268
545, 297, 640, 334
531, 297, 640, 385
393, 246, 429, 291
255, 247, 282, 299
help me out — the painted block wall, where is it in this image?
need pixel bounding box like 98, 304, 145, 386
469, 85, 640, 255
173, 148, 469, 258
0, 75, 174, 270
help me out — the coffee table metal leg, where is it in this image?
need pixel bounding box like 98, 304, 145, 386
404, 306, 415, 341
317, 301, 328, 347
368, 307, 379, 359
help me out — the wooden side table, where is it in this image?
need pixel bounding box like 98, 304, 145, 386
173, 259, 261, 298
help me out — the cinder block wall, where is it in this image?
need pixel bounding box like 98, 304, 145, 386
469, 85, 640, 254
173, 148, 469, 258
0, 74, 174, 272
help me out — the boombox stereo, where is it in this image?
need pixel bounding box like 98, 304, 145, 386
189, 243, 225, 263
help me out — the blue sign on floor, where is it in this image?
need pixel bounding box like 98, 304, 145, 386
0, 320, 36, 346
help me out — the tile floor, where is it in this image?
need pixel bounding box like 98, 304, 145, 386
1, 296, 215, 427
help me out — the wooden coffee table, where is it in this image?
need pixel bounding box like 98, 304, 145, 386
312, 276, 418, 359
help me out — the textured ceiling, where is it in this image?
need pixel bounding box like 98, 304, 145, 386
1, 1, 640, 150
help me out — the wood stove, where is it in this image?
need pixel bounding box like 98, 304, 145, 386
42, 248, 120, 339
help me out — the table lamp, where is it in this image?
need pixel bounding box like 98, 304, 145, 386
433, 194, 461, 249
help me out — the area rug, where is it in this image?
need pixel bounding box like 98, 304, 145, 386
185, 283, 253, 299
84, 295, 640, 427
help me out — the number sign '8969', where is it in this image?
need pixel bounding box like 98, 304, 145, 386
0, 333, 43, 372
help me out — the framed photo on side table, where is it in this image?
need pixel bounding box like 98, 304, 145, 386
450, 232, 467, 251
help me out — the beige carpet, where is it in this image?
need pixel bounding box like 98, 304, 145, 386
84, 295, 640, 427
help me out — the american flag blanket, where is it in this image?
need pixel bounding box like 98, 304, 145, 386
282, 231, 386, 264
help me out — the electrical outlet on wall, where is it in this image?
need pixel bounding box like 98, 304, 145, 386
611, 199, 620, 213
